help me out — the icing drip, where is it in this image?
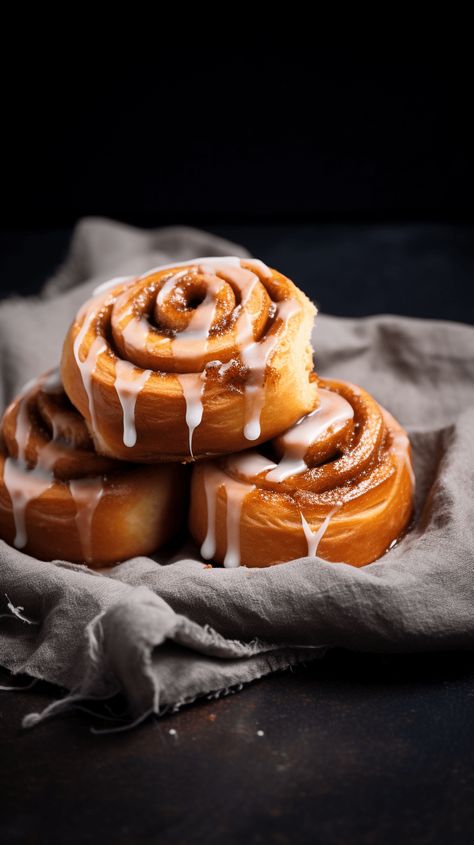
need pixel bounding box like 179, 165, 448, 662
3, 459, 53, 549
200, 465, 221, 560
240, 331, 277, 441
162, 260, 274, 451
209, 263, 288, 440
200, 465, 254, 567
239, 298, 301, 441
69, 477, 104, 563
176, 373, 205, 458
114, 360, 152, 448
73, 300, 108, 432
225, 390, 353, 484
266, 389, 354, 482
3, 379, 56, 548
301, 505, 341, 557
223, 478, 255, 568
158, 264, 246, 451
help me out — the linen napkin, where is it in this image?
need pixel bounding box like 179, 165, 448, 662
1, 218, 473, 729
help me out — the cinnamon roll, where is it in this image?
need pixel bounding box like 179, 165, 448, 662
189, 378, 414, 568
60, 257, 317, 462
0, 372, 186, 567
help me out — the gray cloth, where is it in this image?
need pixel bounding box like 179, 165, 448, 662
1, 218, 473, 730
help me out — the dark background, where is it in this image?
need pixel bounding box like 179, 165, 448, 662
3, 46, 474, 225
1, 47, 474, 845
1, 46, 474, 321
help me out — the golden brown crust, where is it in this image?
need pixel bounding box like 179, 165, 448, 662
189, 378, 414, 568
60, 259, 317, 462
0, 373, 186, 567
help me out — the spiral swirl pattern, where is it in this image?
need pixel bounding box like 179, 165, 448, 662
60, 257, 317, 462
190, 379, 414, 568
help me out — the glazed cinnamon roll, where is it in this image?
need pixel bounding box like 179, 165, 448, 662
189, 378, 414, 568
0, 372, 185, 567
60, 257, 317, 462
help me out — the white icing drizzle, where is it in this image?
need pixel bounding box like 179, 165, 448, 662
200, 465, 254, 567
301, 505, 341, 557
221, 388, 352, 488
240, 333, 277, 440
164, 272, 226, 364
3, 459, 54, 549
73, 298, 108, 432
114, 285, 168, 355
3, 461, 30, 549
266, 389, 354, 482
2, 375, 106, 557
114, 360, 152, 448
157, 270, 188, 308
3, 378, 57, 548
223, 478, 255, 568
141, 256, 242, 279
391, 428, 416, 490
179, 278, 225, 342
83, 257, 294, 453
244, 258, 273, 279
69, 477, 104, 563
122, 315, 154, 352
200, 464, 222, 560
160, 261, 270, 451
93, 275, 135, 296
226, 450, 276, 478
176, 373, 205, 458
227, 267, 260, 348
156, 265, 245, 452
157, 264, 297, 447
239, 298, 301, 441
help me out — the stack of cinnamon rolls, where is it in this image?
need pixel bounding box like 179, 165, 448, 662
0, 258, 414, 568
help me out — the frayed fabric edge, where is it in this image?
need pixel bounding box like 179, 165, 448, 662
95, 647, 324, 734
18, 609, 120, 730
20, 646, 325, 734
2, 594, 328, 733
1, 593, 40, 625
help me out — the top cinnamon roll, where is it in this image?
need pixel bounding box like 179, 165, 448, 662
61, 257, 317, 462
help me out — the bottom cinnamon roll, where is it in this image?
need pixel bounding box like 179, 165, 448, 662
189, 378, 414, 568
0, 372, 186, 568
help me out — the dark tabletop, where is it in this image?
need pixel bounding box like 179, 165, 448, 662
1, 224, 473, 845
